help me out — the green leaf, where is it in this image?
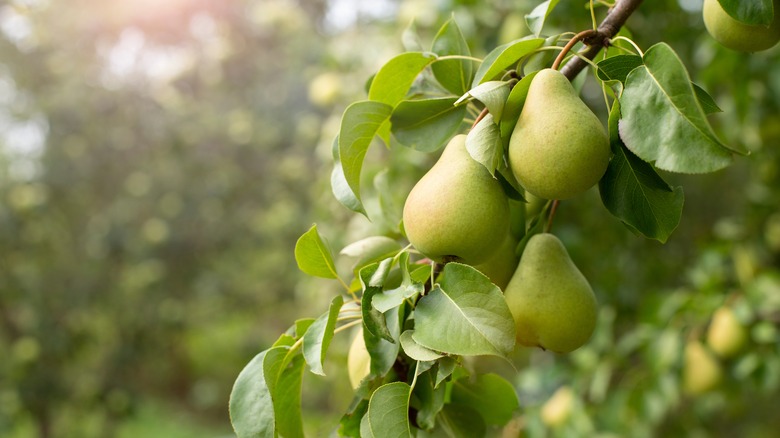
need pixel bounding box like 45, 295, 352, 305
472, 38, 545, 86
618, 43, 737, 174
373, 253, 424, 313
229, 347, 305, 438
360, 260, 395, 343
338, 101, 393, 209
692, 83, 723, 114
331, 136, 366, 215
600, 101, 684, 243
451, 373, 519, 426
341, 236, 402, 274
431, 18, 474, 96
525, 0, 561, 36
294, 318, 315, 339
364, 303, 403, 383
435, 357, 458, 388
365, 382, 413, 438
368, 52, 436, 107
413, 263, 516, 357
456, 81, 510, 121
390, 97, 468, 152
412, 370, 446, 431
717, 0, 774, 26
465, 113, 504, 176
302, 295, 344, 376
294, 224, 338, 279
596, 55, 643, 83
400, 330, 444, 361
339, 399, 369, 437
436, 404, 486, 437
499, 71, 537, 143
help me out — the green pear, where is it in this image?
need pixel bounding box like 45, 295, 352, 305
347, 328, 371, 390
472, 233, 520, 291
504, 233, 597, 353
706, 305, 748, 359
683, 340, 723, 395
703, 0, 780, 52
403, 135, 510, 265
508, 69, 610, 200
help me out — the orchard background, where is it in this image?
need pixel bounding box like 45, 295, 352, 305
0, 0, 779, 437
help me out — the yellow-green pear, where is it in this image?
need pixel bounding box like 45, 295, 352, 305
347, 328, 371, 390
706, 305, 748, 359
403, 135, 510, 265
683, 340, 723, 395
504, 233, 597, 353
703, 0, 780, 52
508, 69, 610, 200
540, 386, 575, 427
473, 234, 520, 290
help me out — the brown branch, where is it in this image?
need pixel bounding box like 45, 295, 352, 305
561, 0, 644, 81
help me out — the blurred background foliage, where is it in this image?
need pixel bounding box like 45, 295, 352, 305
0, 0, 777, 436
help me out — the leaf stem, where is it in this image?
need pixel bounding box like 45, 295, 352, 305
610, 36, 644, 56
435, 54, 484, 63
334, 319, 363, 334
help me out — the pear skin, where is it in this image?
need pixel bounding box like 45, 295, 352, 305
473, 233, 520, 291
508, 69, 610, 200
347, 328, 371, 390
683, 340, 723, 395
704, 0, 780, 52
706, 306, 748, 359
403, 135, 510, 265
504, 233, 597, 353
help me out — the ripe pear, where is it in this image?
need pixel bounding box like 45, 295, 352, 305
472, 233, 520, 291
703, 0, 780, 52
683, 340, 723, 395
706, 305, 748, 359
403, 135, 510, 265
347, 328, 371, 390
504, 233, 597, 353
540, 386, 575, 427
508, 69, 610, 200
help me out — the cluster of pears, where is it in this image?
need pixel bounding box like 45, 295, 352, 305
402, 68, 607, 353
703, 0, 780, 52
683, 304, 749, 395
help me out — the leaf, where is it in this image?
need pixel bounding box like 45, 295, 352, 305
294, 224, 338, 279
294, 318, 315, 338
400, 330, 444, 361
431, 18, 474, 96
599, 101, 684, 243
412, 263, 516, 357
472, 38, 545, 86
390, 97, 468, 152
450, 373, 519, 426
436, 404, 486, 437
716, 0, 774, 26
331, 136, 366, 215
229, 347, 305, 438
339, 399, 369, 437
302, 295, 344, 376
618, 43, 738, 174
455, 81, 510, 121
596, 55, 643, 83
435, 357, 458, 388
372, 253, 424, 313
465, 113, 504, 176
360, 260, 395, 343
692, 83, 723, 114
498, 71, 538, 146
363, 305, 401, 383
368, 52, 436, 107
411, 371, 446, 431
341, 236, 402, 273
365, 382, 413, 438
525, 0, 561, 36
338, 101, 393, 209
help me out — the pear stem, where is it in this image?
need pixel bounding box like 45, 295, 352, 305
553, 29, 600, 71
545, 200, 560, 233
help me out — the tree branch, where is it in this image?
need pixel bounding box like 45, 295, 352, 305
561, 0, 644, 81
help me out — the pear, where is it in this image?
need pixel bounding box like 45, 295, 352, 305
508, 69, 610, 200
347, 328, 371, 390
683, 340, 723, 395
706, 305, 748, 359
473, 233, 520, 290
504, 233, 597, 353
540, 386, 575, 427
703, 0, 780, 52
403, 135, 510, 265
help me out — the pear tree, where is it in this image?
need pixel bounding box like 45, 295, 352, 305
228, 0, 773, 436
